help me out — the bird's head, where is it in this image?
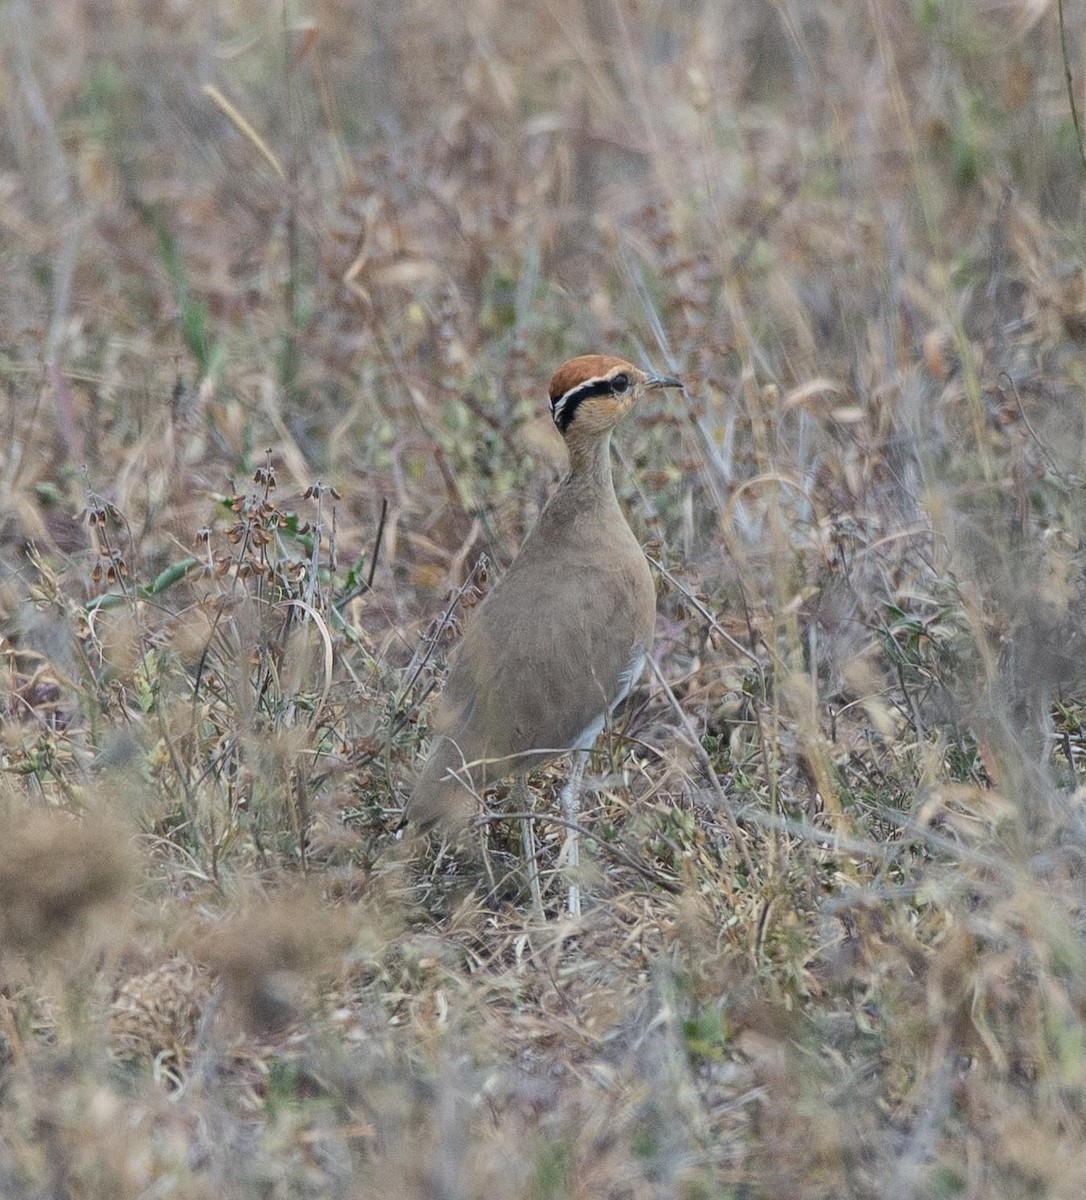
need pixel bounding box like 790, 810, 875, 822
548, 355, 683, 439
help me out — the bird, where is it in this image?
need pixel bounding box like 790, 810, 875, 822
407, 354, 683, 916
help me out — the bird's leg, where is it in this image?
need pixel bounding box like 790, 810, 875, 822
513, 775, 544, 921
559, 752, 589, 917
478, 823, 498, 904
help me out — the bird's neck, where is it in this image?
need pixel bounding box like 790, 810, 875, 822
564, 431, 617, 502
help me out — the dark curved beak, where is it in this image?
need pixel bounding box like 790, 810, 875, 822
645, 371, 684, 391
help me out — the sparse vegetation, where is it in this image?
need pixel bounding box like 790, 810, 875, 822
2, 1, 1086, 1195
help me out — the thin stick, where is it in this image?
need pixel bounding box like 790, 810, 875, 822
646, 554, 761, 667
366, 497, 388, 591
1058, 0, 1086, 176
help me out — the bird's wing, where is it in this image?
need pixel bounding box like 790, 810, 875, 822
436, 555, 653, 761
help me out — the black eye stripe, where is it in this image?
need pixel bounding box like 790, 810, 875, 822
552, 376, 627, 431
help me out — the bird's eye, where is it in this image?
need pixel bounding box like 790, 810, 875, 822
611, 373, 629, 394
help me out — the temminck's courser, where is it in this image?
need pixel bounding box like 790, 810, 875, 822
408, 354, 684, 916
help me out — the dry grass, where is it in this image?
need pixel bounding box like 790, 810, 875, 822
2, 0, 1086, 1195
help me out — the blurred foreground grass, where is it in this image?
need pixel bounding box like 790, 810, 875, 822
2, 1, 1086, 1196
